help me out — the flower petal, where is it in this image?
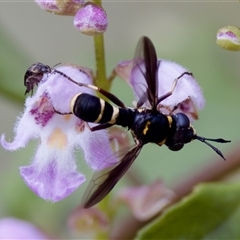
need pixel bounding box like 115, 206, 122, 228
1, 108, 37, 152
1, 64, 114, 202
38, 65, 94, 114
68, 206, 109, 238
0, 218, 48, 239
74, 122, 116, 171
35, 0, 83, 16
132, 60, 205, 111
20, 134, 85, 202
116, 59, 205, 121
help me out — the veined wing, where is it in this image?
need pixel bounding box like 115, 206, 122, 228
82, 143, 143, 208
133, 36, 159, 109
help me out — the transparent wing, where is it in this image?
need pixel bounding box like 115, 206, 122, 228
132, 36, 159, 109
82, 143, 143, 208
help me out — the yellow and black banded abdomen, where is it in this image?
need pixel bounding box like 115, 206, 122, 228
70, 93, 117, 124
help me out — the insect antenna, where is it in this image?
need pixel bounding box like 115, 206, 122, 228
52, 62, 61, 69
194, 135, 231, 160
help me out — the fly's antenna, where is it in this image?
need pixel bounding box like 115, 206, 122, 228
194, 135, 231, 160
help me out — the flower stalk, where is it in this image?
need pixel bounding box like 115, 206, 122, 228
93, 34, 109, 90
90, 0, 110, 91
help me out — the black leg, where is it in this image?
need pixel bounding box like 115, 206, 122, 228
54, 69, 126, 108
54, 108, 113, 132
54, 108, 72, 115
157, 72, 193, 105
86, 122, 113, 132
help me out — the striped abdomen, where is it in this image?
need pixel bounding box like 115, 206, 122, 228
70, 93, 134, 128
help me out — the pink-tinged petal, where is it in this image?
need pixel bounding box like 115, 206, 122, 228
1, 92, 55, 151
116, 59, 205, 121
216, 26, 240, 51
159, 97, 199, 121
160, 60, 204, 112
38, 65, 94, 114
68, 206, 109, 238
20, 115, 86, 202
74, 3, 108, 36
35, 0, 83, 16
118, 180, 175, 221
74, 121, 116, 170
29, 92, 55, 127
0, 218, 48, 239
115, 60, 134, 82
1, 63, 114, 201
20, 138, 85, 202
132, 60, 205, 111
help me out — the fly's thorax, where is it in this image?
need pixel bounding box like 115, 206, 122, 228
131, 109, 171, 144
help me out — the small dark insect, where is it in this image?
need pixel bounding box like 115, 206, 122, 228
55, 36, 230, 208
24, 62, 53, 95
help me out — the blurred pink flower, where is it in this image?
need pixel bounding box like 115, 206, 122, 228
68, 206, 109, 238
0, 218, 48, 239
35, 0, 84, 16
118, 180, 175, 221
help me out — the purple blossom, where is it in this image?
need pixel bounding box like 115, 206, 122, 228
74, 3, 108, 36
116, 59, 205, 121
0, 218, 48, 239
1, 65, 114, 202
35, 0, 84, 16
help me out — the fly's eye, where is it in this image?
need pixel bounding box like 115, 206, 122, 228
176, 113, 190, 128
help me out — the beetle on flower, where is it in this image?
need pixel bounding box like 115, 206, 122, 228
1, 64, 115, 202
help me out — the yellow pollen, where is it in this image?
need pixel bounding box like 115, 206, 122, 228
64, 114, 72, 121
143, 121, 151, 135
47, 128, 67, 149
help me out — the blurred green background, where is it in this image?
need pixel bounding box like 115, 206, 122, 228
0, 1, 240, 237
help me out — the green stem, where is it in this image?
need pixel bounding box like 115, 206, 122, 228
93, 34, 109, 90
91, 0, 118, 92
92, 0, 109, 90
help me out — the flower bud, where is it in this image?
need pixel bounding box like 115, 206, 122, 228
35, 0, 84, 16
68, 206, 109, 238
216, 26, 240, 51
74, 3, 108, 36
118, 180, 175, 221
